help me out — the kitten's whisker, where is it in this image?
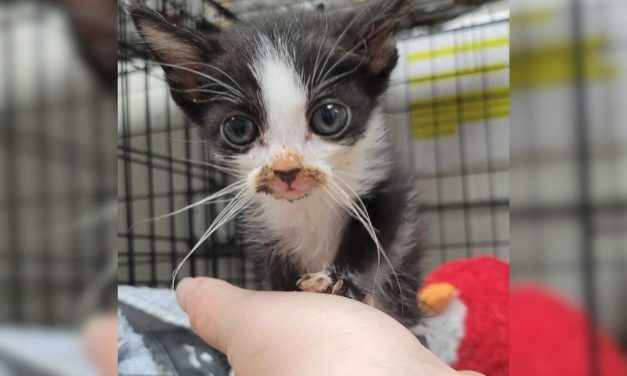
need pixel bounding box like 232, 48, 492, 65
328, 175, 382, 282
129, 180, 247, 231
163, 61, 242, 96
155, 152, 243, 176
171, 190, 252, 289
198, 198, 236, 204
328, 177, 372, 227
317, 37, 365, 87
171, 89, 242, 105
327, 178, 405, 320
322, 184, 383, 294
140, 59, 247, 101
316, 5, 366, 87
117, 56, 242, 105
309, 13, 330, 89
321, 3, 376, 89
194, 95, 241, 106
314, 8, 376, 97
332, 169, 364, 180
192, 62, 246, 96
322, 184, 377, 259
168, 87, 233, 96
210, 153, 247, 170
166, 137, 208, 144
328, 178, 382, 280
311, 64, 361, 98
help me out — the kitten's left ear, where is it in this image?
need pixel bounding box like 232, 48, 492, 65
339, 0, 408, 75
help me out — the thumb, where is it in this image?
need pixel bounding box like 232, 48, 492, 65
176, 277, 247, 353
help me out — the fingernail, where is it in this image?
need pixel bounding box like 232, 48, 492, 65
176, 277, 196, 311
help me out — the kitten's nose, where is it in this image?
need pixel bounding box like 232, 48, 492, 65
271, 148, 304, 185
274, 168, 301, 185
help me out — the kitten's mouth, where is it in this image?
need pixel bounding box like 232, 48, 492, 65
271, 181, 313, 201
256, 176, 320, 201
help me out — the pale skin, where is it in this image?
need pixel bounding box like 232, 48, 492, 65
176, 277, 484, 376
82, 313, 118, 376
81, 278, 482, 375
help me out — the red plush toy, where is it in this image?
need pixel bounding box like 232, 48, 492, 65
414, 256, 627, 376
413, 256, 509, 376
511, 285, 627, 376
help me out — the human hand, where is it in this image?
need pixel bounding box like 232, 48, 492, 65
176, 277, 483, 376
82, 313, 118, 376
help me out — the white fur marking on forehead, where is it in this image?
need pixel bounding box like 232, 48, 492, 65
250, 36, 308, 151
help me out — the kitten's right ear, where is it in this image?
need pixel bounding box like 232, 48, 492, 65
334, 0, 408, 76
130, 6, 221, 119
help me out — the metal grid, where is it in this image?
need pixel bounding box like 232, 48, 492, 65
117, 0, 253, 288
117, 0, 510, 289
0, 1, 116, 325
510, 0, 627, 350
390, 5, 509, 273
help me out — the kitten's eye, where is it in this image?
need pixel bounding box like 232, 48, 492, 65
222, 116, 258, 146
310, 103, 349, 136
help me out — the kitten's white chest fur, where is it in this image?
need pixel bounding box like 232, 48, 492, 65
257, 191, 348, 272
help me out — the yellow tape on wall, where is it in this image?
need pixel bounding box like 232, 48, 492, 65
406, 34, 509, 139
409, 87, 509, 139
408, 36, 508, 62
408, 63, 508, 85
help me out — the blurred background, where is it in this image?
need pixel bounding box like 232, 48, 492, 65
0, 0, 116, 374
509, 0, 627, 374
510, 0, 627, 356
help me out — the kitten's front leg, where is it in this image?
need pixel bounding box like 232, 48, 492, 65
296, 267, 374, 306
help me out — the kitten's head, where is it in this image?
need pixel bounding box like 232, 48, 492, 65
132, 1, 406, 202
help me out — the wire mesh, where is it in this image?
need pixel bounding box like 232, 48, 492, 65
1, 1, 116, 325
510, 0, 627, 350
118, 0, 253, 289
391, 5, 510, 273
117, 0, 510, 290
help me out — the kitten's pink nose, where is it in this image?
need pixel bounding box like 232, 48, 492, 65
273, 168, 301, 185
271, 149, 304, 186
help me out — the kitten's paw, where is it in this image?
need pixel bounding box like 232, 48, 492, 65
296, 271, 333, 293
296, 269, 374, 305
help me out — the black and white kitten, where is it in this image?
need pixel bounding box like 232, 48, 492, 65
131, 0, 424, 328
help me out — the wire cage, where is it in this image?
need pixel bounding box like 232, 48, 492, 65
117, 0, 511, 290
510, 0, 627, 349
1, 1, 117, 325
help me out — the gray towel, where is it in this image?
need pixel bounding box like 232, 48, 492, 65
118, 285, 231, 376
118, 310, 159, 375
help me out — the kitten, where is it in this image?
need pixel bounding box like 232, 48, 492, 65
131, 0, 424, 327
